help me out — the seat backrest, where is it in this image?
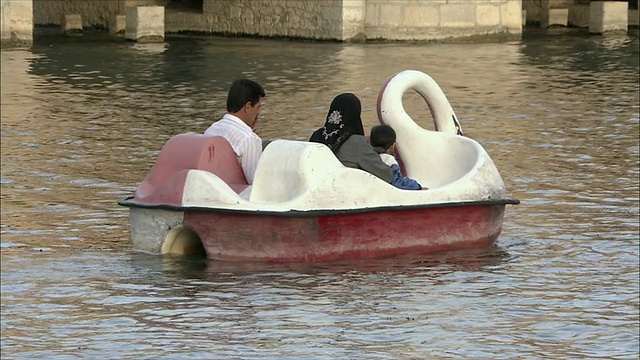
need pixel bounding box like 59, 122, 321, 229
249, 140, 343, 203
134, 133, 248, 203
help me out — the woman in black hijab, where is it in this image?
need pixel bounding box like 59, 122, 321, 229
310, 93, 392, 183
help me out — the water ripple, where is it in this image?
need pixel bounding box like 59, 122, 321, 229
1, 32, 638, 359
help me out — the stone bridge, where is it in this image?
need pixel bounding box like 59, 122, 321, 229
1, 0, 638, 44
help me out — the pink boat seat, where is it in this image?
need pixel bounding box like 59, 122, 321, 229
134, 133, 248, 205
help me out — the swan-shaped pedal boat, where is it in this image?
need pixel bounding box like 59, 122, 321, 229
118, 70, 519, 262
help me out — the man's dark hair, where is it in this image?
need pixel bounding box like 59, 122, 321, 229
370, 124, 396, 150
226, 79, 266, 113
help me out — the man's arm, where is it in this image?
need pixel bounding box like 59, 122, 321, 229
240, 136, 263, 185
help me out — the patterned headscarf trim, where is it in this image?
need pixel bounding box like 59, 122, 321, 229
309, 93, 364, 153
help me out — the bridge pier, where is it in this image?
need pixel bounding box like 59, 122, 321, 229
589, 1, 629, 33
569, 2, 591, 27
110, 14, 126, 35
125, 6, 165, 43
61, 14, 82, 35
1, 0, 33, 45
527, 0, 637, 30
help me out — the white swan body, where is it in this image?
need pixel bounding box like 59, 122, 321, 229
377, 69, 506, 197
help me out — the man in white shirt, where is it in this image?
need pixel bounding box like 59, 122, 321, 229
204, 79, 266, 185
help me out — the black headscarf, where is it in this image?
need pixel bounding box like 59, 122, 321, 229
309, 93, 365, 153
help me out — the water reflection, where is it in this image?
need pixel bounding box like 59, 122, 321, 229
521, 29, 640, 73
133, 245, 513, 279
1, 30, 639, 359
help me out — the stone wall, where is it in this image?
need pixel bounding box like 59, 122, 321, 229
524, 0, 638, 28
181, 0, 522, 41
1, 0, 33, 43
33, 0, 169, 28
524, 0, 574, 25
200, 0, 346, 40
30, 0, 522, 41
364, 0, 522, 41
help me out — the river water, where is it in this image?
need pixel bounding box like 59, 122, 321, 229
1, 29, 638, 359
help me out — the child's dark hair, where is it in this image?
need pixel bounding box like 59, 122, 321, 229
370, 124, 396, 150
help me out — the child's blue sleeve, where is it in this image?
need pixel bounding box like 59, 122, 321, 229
389, 164, 422, 190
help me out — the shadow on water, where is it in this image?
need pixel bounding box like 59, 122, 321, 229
26, 34, 349, 95
520, 27, 640, 72
129, 244, 514, 280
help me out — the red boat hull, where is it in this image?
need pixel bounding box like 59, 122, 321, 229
183, 203, 506, 262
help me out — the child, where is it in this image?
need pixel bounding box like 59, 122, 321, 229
370, 125, 424, 190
